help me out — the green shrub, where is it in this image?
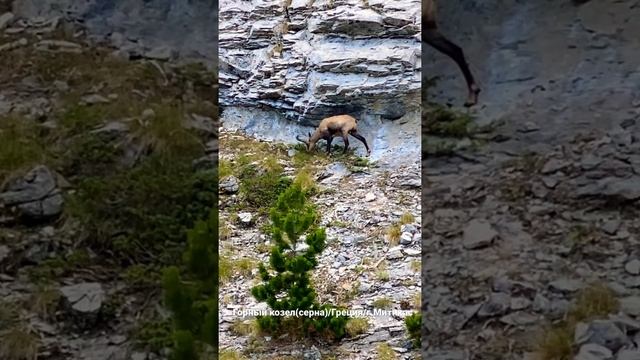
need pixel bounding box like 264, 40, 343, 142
163, 207, 218, 360
404, 312, 421, 347
238, 162, 291, 211
251, 182, 348, 341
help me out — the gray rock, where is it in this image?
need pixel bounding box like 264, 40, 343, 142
400, 232, 413, 245
601, 219, 621, 235
499, 311, 538, 326
0, 12, 15, 30
625, 259, 640, 275
387, 248, 404, 260
220, 176, 240, 194
303, 345, 321, 360
0, 245, 10, 264
238, 212, 253, 226
0, 165, 57, 205
574, 320, 628, 352
617, 350, 640, 360
463, 219, 498, 249
423, 350, 468, 360
80, 94, 110, 105
574, 343, 613, 360
144, 46, 176, 61
619, 296, 640, 317
575, 176, 640, 201
478, 293, 511, 318
60, 282, 105, 315
510, 297, 531, 311
0, 165, 63, 220
541, 158, 571, 174
549, 278, 583, 293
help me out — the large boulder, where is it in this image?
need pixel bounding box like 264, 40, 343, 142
0, 165, 64, 222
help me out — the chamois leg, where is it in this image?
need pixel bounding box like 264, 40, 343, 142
349, 130, 371, 156
423, 29, 480, 107
342, 134, 349, 154
326, 136, 333, 155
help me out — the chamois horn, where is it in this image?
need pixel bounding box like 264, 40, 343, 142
296, 134, 309, 145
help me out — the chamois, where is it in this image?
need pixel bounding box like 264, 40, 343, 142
296, 115, 371, 157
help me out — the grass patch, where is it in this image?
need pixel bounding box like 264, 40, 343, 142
535, 283, 619, 360
219, 254, 233, 284
386, 224, 401, 246
67, 154, 216, 264
424, 103, 473, 138
410, 260, 420, 273
219, 159, 233, 178
0, 326, 40, 360
234, 257, 257, 278
133, 318, 173, 353
0, 301, 20, 331
220, 349, 248, 360
376, 270, 390, 282
372, 297, 393, 309
230, 319, 257, 337
0, 116, 48, 184
129, 103, 203, 157
399, 212, 415, 225
376, 343, 397, 360
123, 264, 161, 290
29, 285, 61, 320
345, 317, 370, 337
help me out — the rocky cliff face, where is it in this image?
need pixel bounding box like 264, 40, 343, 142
219, 0, 421, 165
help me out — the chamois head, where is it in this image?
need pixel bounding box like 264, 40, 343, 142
296, 132, 315, 151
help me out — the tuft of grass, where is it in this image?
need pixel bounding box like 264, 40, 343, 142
345, 317, 370, 337
412, 292, 421, 310
29, 286, 61, 321
372, 297, 393, 309
129, 103, 203, 157
256, 243, 271, 253
219, 255, 233, 284
537, 324, 574, 360
133, 318, 172, 353
386, 224, 402, 246
293, 167, 316, 193
376, 270, 390, 282
535, 283, 619, 360
238, 162, 291, 212
123, 264, 161, 290
410, 260, 420, 273
0, 326, 40, 360
424, 103, 473, 138
219, 160, 233, 178
234, 258, 257, 278
0, 116, 48, 184
230, 319, 257, 337
220, 349, 247, 360
0, 301, 20, 331
376, 343, 397, 360
570, 283, 619, 321
399, 212, 415, 225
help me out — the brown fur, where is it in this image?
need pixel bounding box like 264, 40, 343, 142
296, 115, 371, 156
